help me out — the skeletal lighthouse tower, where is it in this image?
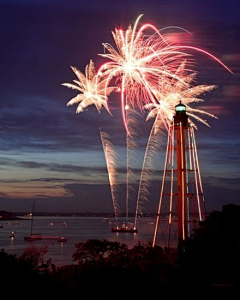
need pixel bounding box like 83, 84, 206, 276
152, 101, 207, 249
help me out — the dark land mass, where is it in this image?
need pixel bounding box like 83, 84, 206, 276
0, 210, 25, 221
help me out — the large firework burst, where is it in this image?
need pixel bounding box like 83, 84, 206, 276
98, 14, 192, 134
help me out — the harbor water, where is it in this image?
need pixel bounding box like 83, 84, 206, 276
0, 216, 157, 267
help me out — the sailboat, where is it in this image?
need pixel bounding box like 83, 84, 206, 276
24, 200, 42, 241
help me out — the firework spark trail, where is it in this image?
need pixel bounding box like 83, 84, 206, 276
100, 130, 120, 224
62, 60, 120, 221
125, 105, 142, 228
134, 122, 163, 229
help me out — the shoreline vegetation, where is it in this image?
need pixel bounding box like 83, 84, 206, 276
1, 204, 239, 299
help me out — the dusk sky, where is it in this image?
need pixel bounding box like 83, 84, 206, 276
0, 0, 239, 214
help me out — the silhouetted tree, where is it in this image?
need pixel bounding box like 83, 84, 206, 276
19, 244, 52, 272
0, 249, 60, 299
72, 238, 128, 265
184, 204, 240, 290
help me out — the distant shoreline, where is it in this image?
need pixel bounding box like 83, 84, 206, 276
0, 210, 157, 220
1, 210, 213, 220
13, 212, 157, 218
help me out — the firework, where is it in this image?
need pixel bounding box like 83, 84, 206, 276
145, 61, 217, 131
62, 59, 115, 113
98, 14, 192, 135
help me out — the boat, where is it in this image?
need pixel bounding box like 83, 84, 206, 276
24, 200, 43, 241
42, 235, 67, 242
58, 236, 67, 242
24, 234, 42, 241
111, 227, 138, 233
42, 235, 60, 240
10, 231, 15, 238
